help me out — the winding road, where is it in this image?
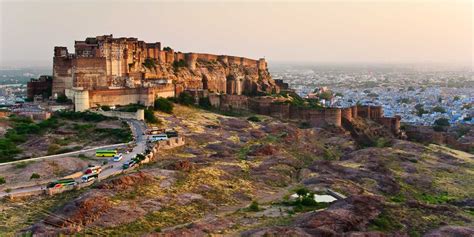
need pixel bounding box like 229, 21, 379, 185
0, 119, 148, 198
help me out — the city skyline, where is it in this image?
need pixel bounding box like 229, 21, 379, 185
0, 0, 472, 69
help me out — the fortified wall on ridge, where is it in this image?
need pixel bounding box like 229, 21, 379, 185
205, 93, 401, 136
50, 34, 278, 111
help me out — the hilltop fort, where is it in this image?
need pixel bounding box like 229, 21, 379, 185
25, 34, 401, 135
50, 34, 278, 111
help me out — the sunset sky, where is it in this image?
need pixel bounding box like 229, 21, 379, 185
0, 0, 472, 68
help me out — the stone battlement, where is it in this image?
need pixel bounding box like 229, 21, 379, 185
208, 94, 401, 134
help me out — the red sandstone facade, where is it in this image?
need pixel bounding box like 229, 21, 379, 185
52, 34, 268, 97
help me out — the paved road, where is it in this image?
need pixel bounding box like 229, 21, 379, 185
0, 119, 148, 198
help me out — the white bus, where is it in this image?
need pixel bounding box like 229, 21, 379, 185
149, 134, 168, 142
81, 173, 99, 183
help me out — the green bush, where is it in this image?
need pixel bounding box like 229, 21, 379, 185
299, 122, 311, 129
15, 162, 30, 169
375, 137, 392, 148
30, 173, 40, 179
433, 118, 450, 132
154, 98, 173, 113
247, 201, 260, 212
432, 106, 446, 113
56, 94, 71, 104
177, 92, 195, 106
0, 176, 5, 185
173, 60, 187, 70
247, 116, 261, 122
198, 97, 212, 109
116, 104, 146, 112
55, 111, 110, 122
144, 109, 160, 124
0, 138, 22, 162
101, 105, 111, 111
142, 58, 157, 70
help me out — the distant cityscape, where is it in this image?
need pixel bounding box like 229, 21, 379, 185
270, 64, 473, 126
1, 65, 473, 126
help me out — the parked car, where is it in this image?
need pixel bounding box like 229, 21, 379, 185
122, 161, 135, 170
85, 165, 102, 174
113, 153, 123, 162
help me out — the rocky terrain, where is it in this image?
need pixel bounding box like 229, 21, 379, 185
1, 105, 473, 236
144, 58, 278, 95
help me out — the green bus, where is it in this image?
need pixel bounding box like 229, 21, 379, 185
95, 149, 117, 157
47, 178, 77, 189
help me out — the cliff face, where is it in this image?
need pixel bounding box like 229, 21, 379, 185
144, 59, 278, 96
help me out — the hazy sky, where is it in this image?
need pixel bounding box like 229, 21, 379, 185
0, 0, 472, 68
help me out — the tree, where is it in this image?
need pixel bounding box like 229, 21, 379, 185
30, 173, 40, 180
154, 98, 173, 113
432, 106, 446, 113
0, 176, 5, 185
318, 91, 333, 100
177, 92, 195, 106
56, 94, 71, 104
198, 97, 212, 109
433, 118, 450, 132
142, 58, 157, 70
434, 118, 450, 127
144, 109, 159, 124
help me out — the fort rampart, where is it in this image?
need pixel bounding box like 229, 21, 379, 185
209, 94, 400, 133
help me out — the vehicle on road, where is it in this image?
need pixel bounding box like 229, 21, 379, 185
149, 134, 168, 142
113, 153, 123, 161
95, 149, 117, 157
85, 165, 102, 174
122, 161, 135, 169
46, 178, 77, 189
81, 173, 99, 183
165, 130, 178, 138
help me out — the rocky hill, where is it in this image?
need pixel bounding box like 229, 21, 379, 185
1, 105, 473, 236
147, 58, 278, 96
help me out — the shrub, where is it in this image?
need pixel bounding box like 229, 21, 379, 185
432, 106, 446, 113
56, 94, 71, 104
30, 173, 40, 179
247, 116, 261, 122
247, 201, 260, 212
173, 59, 187, 70
177, 92, 195, 106
0, 138, 22, 162
142, 58, 157, 70
0, 176, 5, 185
47, 144, 61, 155
15, 162, 30, 169
101, 105, 111, 111
198, 97, 212, 109
434, 118, 450, 127
144, 109, 160, 124
154, 98, 173, 113
299, 122, 311, 129
375, 137, 392, 148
